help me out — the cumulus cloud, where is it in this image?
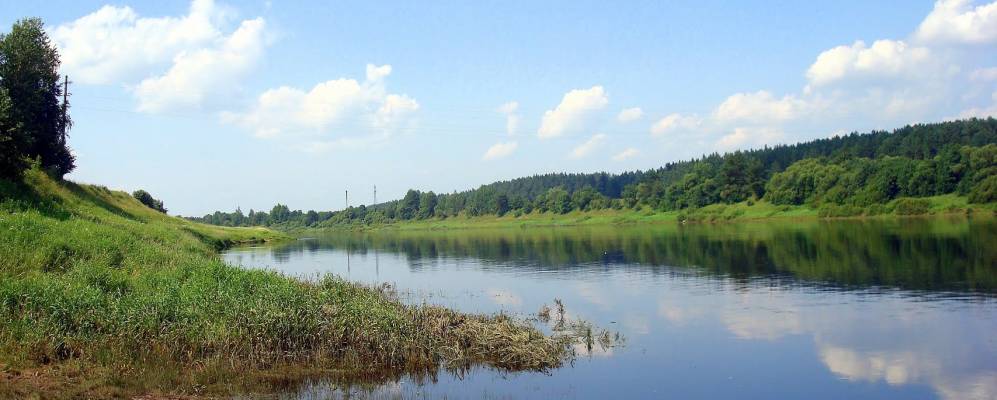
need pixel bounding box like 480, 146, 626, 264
915, 0, 997, 44
482, 141, 518, 160
51, 0, 266, 113
538, 86, 608, 139
223, 64, 419, 144
497, 101, 520, 136
805, 40, 935, 88
958, 90, 997, 118
50, 0, 229, 85
714, 91, 806, 123
570, 133, 607, 159
617, 107, 643, 123
134, 18, 265, 112
716, 127, 783, 151
612, 147, 639, 161
650, 113, 702, 136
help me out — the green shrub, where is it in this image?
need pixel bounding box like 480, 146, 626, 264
968, 175, 997, 204
893, 198, 930, 215
864, 204, 888, 216
132, 189, 167, 213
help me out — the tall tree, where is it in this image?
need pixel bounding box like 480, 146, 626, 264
417, 191, 437, 219
0, 87, 26, 178
0, 18, 74, 178
397, 190, 420, 220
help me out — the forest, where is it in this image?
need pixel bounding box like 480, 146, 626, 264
190, 118, 997, 228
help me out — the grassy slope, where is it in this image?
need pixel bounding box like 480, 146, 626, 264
312, 195, 994, 232
0, 170, 567, 398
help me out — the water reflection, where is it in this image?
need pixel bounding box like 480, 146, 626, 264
224, 218, 997, 400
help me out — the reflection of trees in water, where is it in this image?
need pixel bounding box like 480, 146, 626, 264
267, 218, 996, 294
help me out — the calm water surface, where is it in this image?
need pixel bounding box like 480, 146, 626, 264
223, 218, 997, 399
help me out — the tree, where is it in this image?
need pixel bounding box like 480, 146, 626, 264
545, 187, 571, 214
969, 175, 997, 203
571, 186, 599, 211
132, 190, 167, 213
305, 210, 320, 225
0, 18, 74, 178
417, 191, 437, 219
397, 189, 420, 220
494, 193, 510, 216
270, 204, 290, 223
232, 207, 245, 226
0, 87, 27, 178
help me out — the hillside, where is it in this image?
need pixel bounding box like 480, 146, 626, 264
0, 169, 569, 398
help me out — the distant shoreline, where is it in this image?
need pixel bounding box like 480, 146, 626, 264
296, 195, 995, 233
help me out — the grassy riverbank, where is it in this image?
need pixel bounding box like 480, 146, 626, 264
0, 169, 570, 398
307, 195, 994, 232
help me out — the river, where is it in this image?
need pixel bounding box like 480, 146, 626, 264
223, 217, 997, 399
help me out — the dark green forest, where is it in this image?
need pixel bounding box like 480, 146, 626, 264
191, 119, 997, 228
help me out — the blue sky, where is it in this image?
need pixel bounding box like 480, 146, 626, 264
2, 0, 996, 216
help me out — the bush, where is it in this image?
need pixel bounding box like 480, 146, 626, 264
132, 189, 167, 213
864, 204, 888, 216
893, 198, 930, 215
968, 175, 997, 204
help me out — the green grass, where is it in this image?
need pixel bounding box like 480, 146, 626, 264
0, 169, 571, 398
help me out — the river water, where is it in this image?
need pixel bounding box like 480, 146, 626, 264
222, 218, 997, 399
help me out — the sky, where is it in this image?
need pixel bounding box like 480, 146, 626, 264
2, 0, 996, 216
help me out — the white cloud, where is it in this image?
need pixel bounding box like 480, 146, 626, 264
366, 64, 392, 82
482, 141, 518, 160
51, 0, 230, 85
570, 133, 607, 159
716, 127, 783, 151
50, 0, 268, 113
970, 67, 997, 81
497, 101, 518, 114
617, 107, 643, 123
958, 90, 997, 118
538, 86, 608, 138
134, 17, 265, 112
224, 64, 418, 143
805, 40, 935, 88
714, 91, 806, 123
650, 113, 702, 136
915, 0, 997, 44
612, 147, 639, 161
497, 101, 520, 136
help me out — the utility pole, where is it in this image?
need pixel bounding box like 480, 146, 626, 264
373, 185, 377, 205
345, 190, 349, 209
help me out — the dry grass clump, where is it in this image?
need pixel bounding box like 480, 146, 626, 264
411, 306, 568, 372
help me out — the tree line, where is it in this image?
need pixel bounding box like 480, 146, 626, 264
0, 18, 74, 180
189, 118, 997, 228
